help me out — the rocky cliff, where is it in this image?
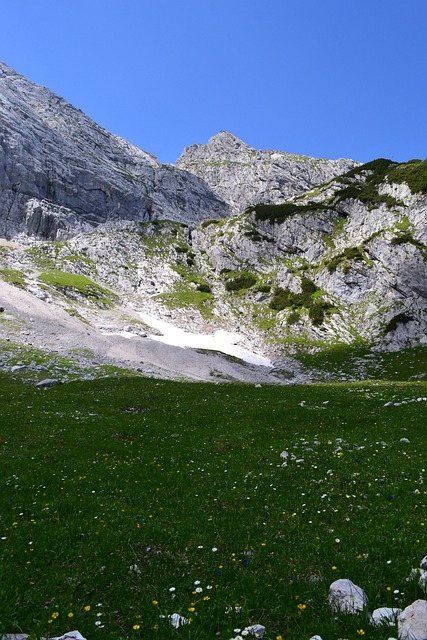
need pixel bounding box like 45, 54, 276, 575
0, 61, 228, 240
176, 130, 359, 212
0, 63, 426, 380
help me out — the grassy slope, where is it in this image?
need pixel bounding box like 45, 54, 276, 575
0, 373, 426, 639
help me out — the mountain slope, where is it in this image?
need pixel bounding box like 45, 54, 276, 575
176, 130, 359, 212
0, 61, 228, 240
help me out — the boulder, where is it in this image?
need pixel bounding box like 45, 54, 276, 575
328, 578, 368, 613
398, 600, 427, 640
370, 607, 401, 627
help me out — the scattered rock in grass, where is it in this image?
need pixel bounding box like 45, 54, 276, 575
328, 578, 368, 613
398, 599, 427, 640
400, 437, 411, 443
370, 607, 401, 627
169, 613, 190, 628
245, 624, 266, 638
421, 557, 427, 570
407, 568, 427, 592
0, 632, 86, 640
309, 636, 323, 640
35, 378, 60, 388
129, 563, 141, 573
384, 401, 395, 407
11, 365, 29, 372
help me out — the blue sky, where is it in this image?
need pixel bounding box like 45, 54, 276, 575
1, 0, 426, 164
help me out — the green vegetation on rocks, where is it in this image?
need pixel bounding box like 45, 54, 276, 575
249, 201, 330, 225
38, 270, 117, 307
0, 268, 26, 288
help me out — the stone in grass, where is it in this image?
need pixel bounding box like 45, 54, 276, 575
328, 578, 368, 614
407, 569, 427, 592
420, 557, 427, 570
169, 613, 190, 628
35, 378, 60, 389
244, 624, 266, 638
309, 636, 323, 640
370, 607, 402, 627
398, 600, 427, 640
0, 632, 87, 640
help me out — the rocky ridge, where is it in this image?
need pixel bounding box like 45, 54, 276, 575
176, 130, 359, 212
0, 62, 426, 381
0, 61, 229, 240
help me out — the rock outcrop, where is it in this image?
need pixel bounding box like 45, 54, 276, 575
0, 61, 228, 240
176, 130, 359, 212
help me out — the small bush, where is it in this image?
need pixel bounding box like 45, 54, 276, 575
257, 284, 271, 293
384, 313, 413, 334
326, 247, 365, 272
197, 283, 212, 294
225, 273, 257, 292
250, 201, 329, 225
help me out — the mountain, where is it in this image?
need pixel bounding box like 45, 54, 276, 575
0, 61, 229, 240
176, 130, 358, 212
0, 62, 426, 383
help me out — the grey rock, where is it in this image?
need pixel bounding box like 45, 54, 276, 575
370, 607, 401, 627
245, 624, 266, 638
169, 613, 190, 628
35, 378, 60, 388
398, 600, 427, 640
328, 578, 368, 613
0, 61, 228, 240
177, 131, 358, 213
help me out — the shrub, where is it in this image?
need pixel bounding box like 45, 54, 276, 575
225, 273, 257, 292
197, 283, 212, 293
384, 313, 413, 334
326, 247, 365, 272
250, 201, 329, 225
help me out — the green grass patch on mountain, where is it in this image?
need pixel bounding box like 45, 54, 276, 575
38, 270, 117, 307
0, 268, 27, 288
0, 372, 426, 640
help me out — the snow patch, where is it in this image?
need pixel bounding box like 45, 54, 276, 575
140, 314, 272, 367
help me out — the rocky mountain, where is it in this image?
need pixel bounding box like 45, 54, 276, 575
0, 62, 426, 383
0, 61, 229, 240
176, 130, 359, 212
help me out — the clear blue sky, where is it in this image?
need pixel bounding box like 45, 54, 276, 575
1, 0, 426, 164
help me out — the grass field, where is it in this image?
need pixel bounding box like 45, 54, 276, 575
0, 371, 426, 639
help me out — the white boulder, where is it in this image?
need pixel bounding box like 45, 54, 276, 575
398, 600, 427, 640
328, 578, 368, 613
370, 607, 401, 626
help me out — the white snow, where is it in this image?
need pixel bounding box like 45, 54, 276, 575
140, 314, 272, 367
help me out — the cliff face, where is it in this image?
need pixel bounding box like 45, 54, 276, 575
0, 61, 228, 240
176, 130, 359, 212
0, 62, 426, 369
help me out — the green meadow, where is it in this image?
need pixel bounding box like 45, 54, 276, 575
0, 369, 426, 639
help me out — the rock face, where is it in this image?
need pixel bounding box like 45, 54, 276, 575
176, 130, 359, 212
0, 61, 228, 240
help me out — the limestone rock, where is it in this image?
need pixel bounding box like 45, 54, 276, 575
398, 600, 427, 640
176, 130, 359, 213
35, 378, 60, 388
370, 607, 402, 627
169, 613, 190, 628
328, 578, 368, 613
0, 61, 228, 240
